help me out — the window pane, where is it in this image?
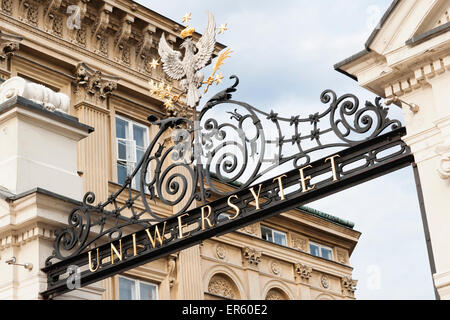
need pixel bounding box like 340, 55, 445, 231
136, 149, 145, 163
310, 243, 320, 257
119, 277, 136, 300
261, 226, 273, 242
139, 282, 157, 300
117, 162, 128, 185
273, 231, 287, 246
116, 118, 129, 139
321, 247, 333, 260
133, 125, 147, 148
117, 140, 127, 161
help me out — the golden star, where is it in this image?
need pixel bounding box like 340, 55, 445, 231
218, 23, 228, 35
164, 98, 173, 108
149, 58, 159, 70
182, 13, 192, 25
215, 73, 224, 84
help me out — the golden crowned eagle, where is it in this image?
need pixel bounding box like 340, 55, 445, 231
158, 12, 216, 109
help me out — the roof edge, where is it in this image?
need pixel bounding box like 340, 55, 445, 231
365, 0, 401, 49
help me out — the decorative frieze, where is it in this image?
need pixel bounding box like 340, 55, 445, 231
242, 247, 261, 267
341, 276, 357, 296
73, 62, 119, 107
295, 263, 312, 280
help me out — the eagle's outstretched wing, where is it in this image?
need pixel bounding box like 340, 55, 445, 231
194, 11, 216, 71
158, 33, 185, 80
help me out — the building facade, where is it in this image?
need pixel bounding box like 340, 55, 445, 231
335, 0, 450, 299
0, 0, 360, 300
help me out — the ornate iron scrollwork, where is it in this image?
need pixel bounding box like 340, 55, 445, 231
45, 76, 402, 266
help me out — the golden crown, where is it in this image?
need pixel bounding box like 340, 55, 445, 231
180, 26, 195, 39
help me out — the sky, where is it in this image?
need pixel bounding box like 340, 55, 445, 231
135, 0, 436, 300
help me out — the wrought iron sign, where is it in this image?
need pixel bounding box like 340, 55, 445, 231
40, 11, 414, 299
40, 75, 413, 299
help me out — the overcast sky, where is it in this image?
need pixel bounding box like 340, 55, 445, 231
135, 0, 436, 300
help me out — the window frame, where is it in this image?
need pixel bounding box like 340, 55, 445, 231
115, 115, 150, 190
309, 241, 334, 261
260, 225, 287, 246
117, 275, 158, 300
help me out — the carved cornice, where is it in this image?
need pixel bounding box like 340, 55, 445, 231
43, 0, 62, 31
136, 23, 156, 73
384, 55, 450, 98
73, 62, 119, 107
92, 4, 113, 56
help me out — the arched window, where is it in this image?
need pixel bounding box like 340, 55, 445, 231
206, 273, 240, 300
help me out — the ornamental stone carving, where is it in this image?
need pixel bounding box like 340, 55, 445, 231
114, 14, 134, 64
20, 0, 39, 26
436, 143, 450, 179
167, 254, 177, 288
208, 275, 235, 299
265, 289, 285, 300
0, 30, 22, 79
136, 24, 156, 73
341, 276, 357, 296
0, 76, 70, 113
216, 244, 227, 260
242, 247, 261, 267
1, 0, 13, 15
73, 62, 119, 107
271, 261, 280, 275
239, 223, 259, 236
291, 234, 308, 252
321, 274, 330, 289
92, 4, 112, 56
43, 0, 62, 32
295, 263, 312, 280
336, 248, 348, 264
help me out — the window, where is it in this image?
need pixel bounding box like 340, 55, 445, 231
118, 276, 158, 300
309, 242, 334, 261
116, 116, 149, 191
261, 226, 287, 246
